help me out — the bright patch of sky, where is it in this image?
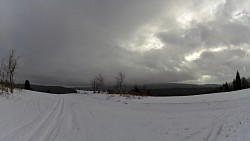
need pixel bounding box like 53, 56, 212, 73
176, 0, 225, 29
121, 25, 164, 52
185, 47, 228, 62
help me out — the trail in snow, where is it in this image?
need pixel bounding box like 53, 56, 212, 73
0, 95, 63, 141
0, 90, 250, 141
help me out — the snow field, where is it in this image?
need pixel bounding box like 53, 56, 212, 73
0, 89, 250, 141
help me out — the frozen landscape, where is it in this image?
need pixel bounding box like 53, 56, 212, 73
0, 89, 250, 141
1, 0, 250, 140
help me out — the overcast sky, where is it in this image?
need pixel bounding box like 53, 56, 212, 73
0, 0, 250, 86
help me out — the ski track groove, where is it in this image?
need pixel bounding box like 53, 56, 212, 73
23, 95, 64, 141
213, 113, 229, 141
0, 96, 60, 141
0, 95, 67, 141
40, 96, 65, 141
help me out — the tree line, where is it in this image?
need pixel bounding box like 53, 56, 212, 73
91, 72, 150, 96
220, 71, 249, 92
91, 71, 250, 96
91, 72, 126, 94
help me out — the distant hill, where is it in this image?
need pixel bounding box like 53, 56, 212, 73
76, 83, 220, 96
17, 84, 77, 94
142, 83, 219, 89
140, 83, 220, 96
134, 83, 220, 96
76, 83, 219, 90
148, 87, 220, 96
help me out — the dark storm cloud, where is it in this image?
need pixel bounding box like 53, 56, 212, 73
0, 0, 171, 85
0, 0, 250, 85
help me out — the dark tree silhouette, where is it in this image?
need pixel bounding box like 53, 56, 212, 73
233, 79, 236, 90
221, 82, 229, 92
91, 79, 97, 93
225, 82, 229, 92
241, 77, 249, 89
24, 80, 31, 90
235, 71, 241, 90
134, 85, 140, 93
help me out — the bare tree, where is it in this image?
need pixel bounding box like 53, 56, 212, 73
116, 72, 125, 94
91, 74, 105, 93
6, 49, 19, 93
0, 58, 6, 94
97, 74, 104, 92
91, 79, 97, 93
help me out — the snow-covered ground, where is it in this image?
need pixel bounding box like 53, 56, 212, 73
0, 89, 250, 141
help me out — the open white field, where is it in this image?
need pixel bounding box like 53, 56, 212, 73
0, 89, 250, 141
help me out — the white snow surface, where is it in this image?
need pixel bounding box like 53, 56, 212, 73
0, 89, 250, 141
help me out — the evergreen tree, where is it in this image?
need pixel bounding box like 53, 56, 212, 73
221, 82, 229, 92
24, 80, 31, 90
233, 79, 236, 90
241, 77, 249, 89
235, 71, 241, 90
225, 82, 229, 92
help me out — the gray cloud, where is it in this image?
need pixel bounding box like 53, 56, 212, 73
187, 48, 250, 83
0, 0, 250, 86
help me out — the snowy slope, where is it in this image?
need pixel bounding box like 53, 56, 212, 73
0, 89, 250, 141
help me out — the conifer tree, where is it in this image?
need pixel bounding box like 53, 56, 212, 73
241, 77, 249, 89
225, 82, 229, 92
24, 80, 31, 90
235, 71, 241, 90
